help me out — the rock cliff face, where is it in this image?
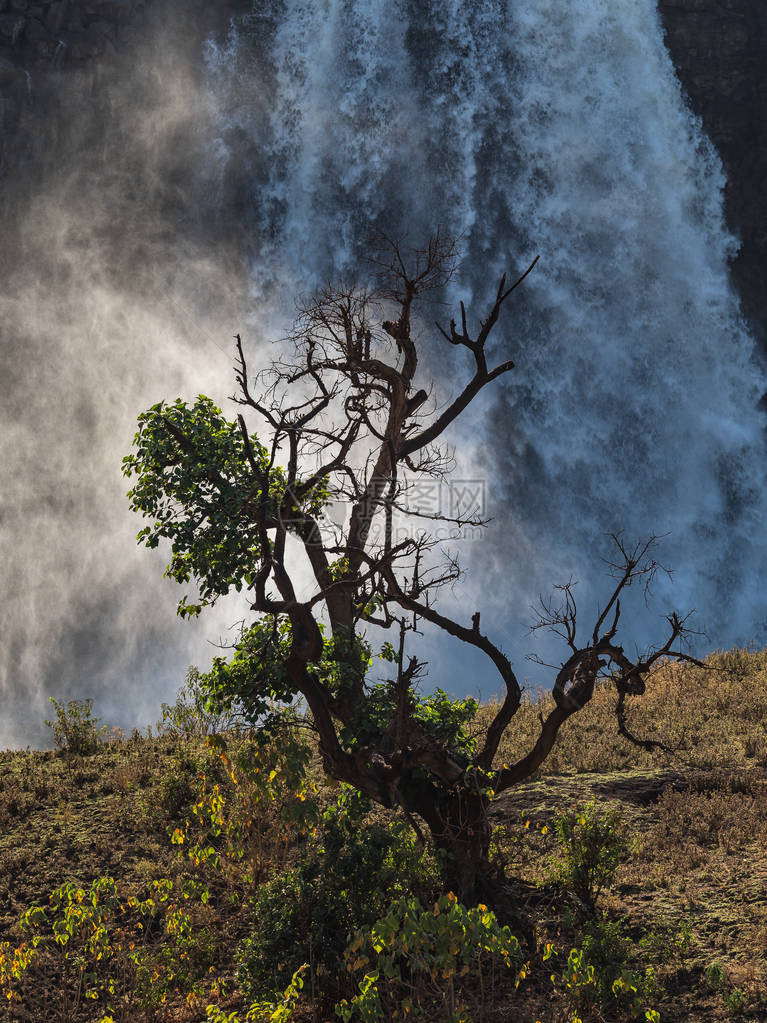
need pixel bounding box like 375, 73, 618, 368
0, 0, 141, 167
0, 1, 764, 335
658, 0, 767, 339
0, 0, 243, 178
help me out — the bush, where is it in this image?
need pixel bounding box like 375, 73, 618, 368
157, 749, 202, 817
45, 697, 106, 756
703, 962, 748, 1016
338, 892, 523, 1022
1, 876, 219, 1018
159, 666, 239, 739
206, 967, 306, 1023
550, 800, 629, 912
237, 787, 439, 1008
555, 915, 659, 1022
173, 723, 317, 886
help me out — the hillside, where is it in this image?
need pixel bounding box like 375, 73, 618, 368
1, 649, 766, 1022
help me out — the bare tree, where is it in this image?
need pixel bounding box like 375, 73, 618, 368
125, 233, 700, 899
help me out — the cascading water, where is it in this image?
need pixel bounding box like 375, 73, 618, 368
206, 0, 767, 664
2, 0, 765, 747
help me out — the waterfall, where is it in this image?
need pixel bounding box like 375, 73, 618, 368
1, 0, 765, 747
205, 0, 767, 662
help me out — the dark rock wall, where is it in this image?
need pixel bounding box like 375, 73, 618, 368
0, 1, 764, 334
0, 0, 142, 165
0, 0, 244, 177
658, 0, 766, 338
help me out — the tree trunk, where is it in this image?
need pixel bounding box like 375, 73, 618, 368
416, 788, 494, 903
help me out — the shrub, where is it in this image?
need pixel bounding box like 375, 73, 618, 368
702, 961, 748, 1015
2, 876, 219, 1019
206, 966, 306, 1023
550, 800, 629, 912
338, 892, 523, 1022
554, 915, 660, 1022
155, 745, 205, 818
237, 787, 439, 1008
723, 987, 747, 1014
159, 666, 239, 739
704, 961, 725, 989
45, 697, 106, 756
173, 722, 317, 886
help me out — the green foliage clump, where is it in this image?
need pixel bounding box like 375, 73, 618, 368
704, 962, 748, 1016
123, 396, 276, 618
1, 875, 219, 1019
550, 800, 629, 912
206, 967, 306, 1023
338, 892, 522, 1022
354, 680, 478, 760
159, 667, 239, 738
237, 787, 439, 1008
45, 697, 106, 756
554, 915, 660, 1022
198, 620, 479, 771
122, 396, 327, 618
199, 619, 369, 733
722, 986, 747, 1015
200, 618, 304, 727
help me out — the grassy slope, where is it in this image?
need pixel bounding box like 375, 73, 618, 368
1, 649, 766, 1021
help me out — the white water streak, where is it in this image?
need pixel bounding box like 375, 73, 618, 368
207, 0, 767, 668
3, 0, 764, 747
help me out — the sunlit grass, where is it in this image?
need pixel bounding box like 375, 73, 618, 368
0, 648, 765, 1020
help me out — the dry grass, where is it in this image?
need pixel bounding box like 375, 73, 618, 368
478, 649, 767, 1021
0, 649, 766, 1021
475, 647, 767, 777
